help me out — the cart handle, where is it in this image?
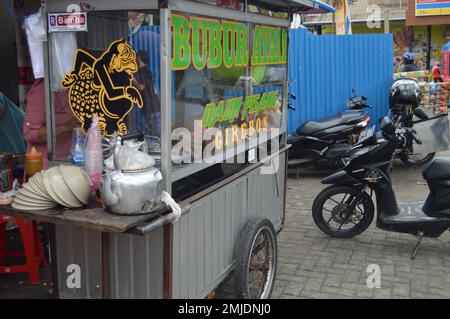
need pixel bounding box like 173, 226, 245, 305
127, 204, 190, 236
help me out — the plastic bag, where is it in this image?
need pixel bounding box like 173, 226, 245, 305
161, 191, 182, 223
104, 146, 155, 171
413, 116, 450, 154
23, 9, 46, 79
84, 116, 103, 191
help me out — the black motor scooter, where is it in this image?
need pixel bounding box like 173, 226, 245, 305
388, 77, 435, 167
287, 95, 372, 171
312, 117, 450, 259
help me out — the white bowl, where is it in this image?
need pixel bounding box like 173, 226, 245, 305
43, 167, 72, 207
12, 201, 57, 211
44, 167, 84, 208
14, 192, 57, 208
22, 182, 42, 197
59, 165, 92, 205
23, 180, 53, 201
17, 187, 53, 203
30, 172, 49, 197
54, 166, 85, 208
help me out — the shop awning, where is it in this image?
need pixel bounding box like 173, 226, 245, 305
289, 0, 336, 14
309, 0, 336, 13
252, 0, 335, 14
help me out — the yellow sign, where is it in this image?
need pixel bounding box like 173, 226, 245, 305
171, 14, 287, 71
62, 39, 143, 136
415, 0, 450, 16
334, 0, 352, 35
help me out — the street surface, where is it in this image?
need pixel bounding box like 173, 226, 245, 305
2, 156, 450, 299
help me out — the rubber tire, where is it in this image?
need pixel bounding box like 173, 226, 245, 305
234, 218, 277, 299
399, 152, 435, 167
312, 185, 374, 239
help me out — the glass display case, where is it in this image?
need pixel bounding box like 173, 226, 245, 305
44, 0, 290, 199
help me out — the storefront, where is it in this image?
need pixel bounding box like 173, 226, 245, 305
0, 0, 333, 299
303, 0, 450, 73
406, 0, 450, 74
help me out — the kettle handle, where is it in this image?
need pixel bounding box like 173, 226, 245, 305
105, 177, 120, 207
113, 136, 123, 171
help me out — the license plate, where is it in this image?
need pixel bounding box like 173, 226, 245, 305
357, 125, 376, 144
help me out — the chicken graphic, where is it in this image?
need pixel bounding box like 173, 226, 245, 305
62, 39, 143, 136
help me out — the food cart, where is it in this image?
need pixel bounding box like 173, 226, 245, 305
0, 0, 331, 299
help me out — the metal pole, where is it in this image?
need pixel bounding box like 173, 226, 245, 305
408, 26, 413, 52
384, 9, 390, 34
41, 0, 55, 162
160, 7, 172, 194
427, 25, 432, 70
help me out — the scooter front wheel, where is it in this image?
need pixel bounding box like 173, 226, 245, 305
312, 185, 374, 238
399, 151, 435, 167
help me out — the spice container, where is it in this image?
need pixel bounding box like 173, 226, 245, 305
25, 146, 43, 179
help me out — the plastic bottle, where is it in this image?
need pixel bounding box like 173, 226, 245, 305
71, 127, 85, 166
25, 146, 43, 179
84, 116, 103, 192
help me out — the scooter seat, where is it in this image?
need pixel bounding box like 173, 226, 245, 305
296, 110, 367, 136
422, 157, 450, 181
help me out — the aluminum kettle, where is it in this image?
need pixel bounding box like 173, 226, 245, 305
101, 133, 164, 215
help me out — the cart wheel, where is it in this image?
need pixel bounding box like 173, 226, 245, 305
234, 218, 277, 299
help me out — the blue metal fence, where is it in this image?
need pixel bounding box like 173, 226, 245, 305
288, 28, 394, 134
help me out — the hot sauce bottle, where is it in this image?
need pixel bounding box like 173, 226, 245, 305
25, 146, 43, 179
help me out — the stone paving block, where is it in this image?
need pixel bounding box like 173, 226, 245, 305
295, 270, 327, 280
343, 269, 362, 283
279, 264, 299, 275
355, 288, 375, 298
392, 282, 411, 298
299, 290, 336, 299
320, 285, 356, 298
316, 256, 335, 267
373, 288, 392, 299
283, 282, 304, 296
303, 277, 325, 292
324, 274, 343, 287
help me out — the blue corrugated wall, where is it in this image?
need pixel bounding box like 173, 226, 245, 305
288, 28, 394, 134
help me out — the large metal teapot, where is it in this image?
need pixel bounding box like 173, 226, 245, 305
101, 133, 163, 215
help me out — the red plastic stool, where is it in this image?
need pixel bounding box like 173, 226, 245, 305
0, 216, 47, 284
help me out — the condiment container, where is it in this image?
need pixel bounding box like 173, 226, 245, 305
25, 146, 43, 179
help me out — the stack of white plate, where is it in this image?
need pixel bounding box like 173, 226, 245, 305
12, 166, 92, 211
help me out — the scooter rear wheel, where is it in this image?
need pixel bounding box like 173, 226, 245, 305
312, 185, 374, 238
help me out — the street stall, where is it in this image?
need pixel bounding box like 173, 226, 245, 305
0, 0, 333, 299
394, 70, 450, 116
392, 70, 450, 157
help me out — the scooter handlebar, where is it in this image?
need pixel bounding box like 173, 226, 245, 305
393, 128, 422, 146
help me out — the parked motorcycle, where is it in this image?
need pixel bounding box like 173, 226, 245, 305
312, 116, 450, 259
388, 77, 435, 166
287, 95, 372, 171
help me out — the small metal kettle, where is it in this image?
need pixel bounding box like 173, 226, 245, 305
101, 133, 164, 215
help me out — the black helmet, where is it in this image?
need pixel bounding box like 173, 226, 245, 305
389, 78, 422, 109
